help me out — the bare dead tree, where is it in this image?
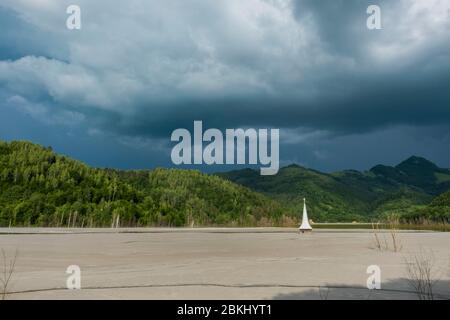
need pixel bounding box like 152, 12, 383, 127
404, 250, 436, 300
1, 248, 18, 300
371, 222, 382, 250
387, 216, 402, 252
371, 219, 402, 252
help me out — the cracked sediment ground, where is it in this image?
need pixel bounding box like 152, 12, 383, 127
1, 228, 449, 299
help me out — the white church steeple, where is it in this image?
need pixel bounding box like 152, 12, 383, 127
299, 198, 312, 232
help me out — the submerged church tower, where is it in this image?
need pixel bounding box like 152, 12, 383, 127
299, 198, 312, 233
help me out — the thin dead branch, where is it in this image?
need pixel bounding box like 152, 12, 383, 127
1, 248, 18, 300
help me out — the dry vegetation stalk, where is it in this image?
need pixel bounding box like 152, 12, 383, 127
404, 250, 436, 300
1, 248, 18, 300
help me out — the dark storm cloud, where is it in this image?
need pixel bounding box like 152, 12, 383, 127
1, 0, 450, 170
292, 0, 370, 57
0, 6, 69, 61
2, 0, 450, 135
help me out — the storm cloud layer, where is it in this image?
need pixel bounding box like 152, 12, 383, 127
1, 0, 450, 171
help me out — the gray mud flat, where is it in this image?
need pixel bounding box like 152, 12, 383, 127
1, 228, 449, 299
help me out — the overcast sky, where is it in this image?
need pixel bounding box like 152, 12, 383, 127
1, 0, 450, 172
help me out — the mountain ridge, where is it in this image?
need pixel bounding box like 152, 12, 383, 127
0, 140, 292, 227
1, 140, 449, 225
217, 156, 450, 222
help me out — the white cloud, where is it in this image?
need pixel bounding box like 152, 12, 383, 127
3, 93, 85, 126
0, 0, 449, 138
367, 0, 450, 66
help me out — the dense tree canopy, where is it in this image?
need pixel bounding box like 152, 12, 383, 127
1, 140, 449, 226
0, 141, 291, 227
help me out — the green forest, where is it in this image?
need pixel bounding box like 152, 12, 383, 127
218, 156, 450, 224
0, 141, 290, 227
0, 140, 449, 227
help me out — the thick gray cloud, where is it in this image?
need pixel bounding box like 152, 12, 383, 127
1, 0, 450, 170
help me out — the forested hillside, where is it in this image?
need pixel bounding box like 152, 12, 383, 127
217, 165, 371, 222
0, 141, 291, 227
398, 189, 450, 223
1, 140, 449, 226
218, 157, 450, 223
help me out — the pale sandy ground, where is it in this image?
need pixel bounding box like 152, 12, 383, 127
0, 228, 449, 300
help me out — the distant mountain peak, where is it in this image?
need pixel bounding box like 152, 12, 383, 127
396, 156, 438, 170
284, 164, 301, 168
